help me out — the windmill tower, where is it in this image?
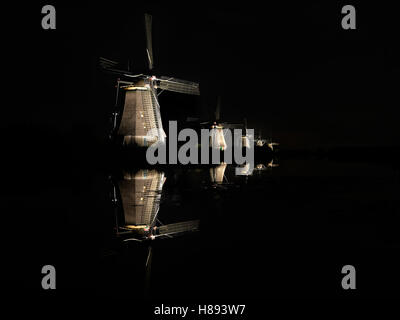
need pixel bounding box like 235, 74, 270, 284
242, 118, 251, 148
100, 14, 200, 147
209, 95, 227, 150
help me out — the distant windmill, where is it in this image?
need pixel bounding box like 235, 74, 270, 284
209, 95, 227, 150
255, 129, 267, 147
202, 96, 250, 150
255, 129, 279, 151
266, 128, 279, 151
267, 158, 279, 168
267, 141, 279, 151
242, 118, 251, 148
100, 13, 200, 147
253, 158, 279, 173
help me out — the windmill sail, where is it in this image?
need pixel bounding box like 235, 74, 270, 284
157, 220, 200, 237
215, 96, 222, 121
99, 56, 132, 75
157, 77, 200, 95
144, 14, 154, 70
99, 57, 119, 70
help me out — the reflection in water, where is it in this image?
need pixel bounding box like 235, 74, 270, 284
111, 169, 199, 241
38, 148, 399, 299
94, 154, 284, 297
267, 158, 279, 168
236, 162, 253, 176
207, 159, 278, 188
210, 163, 227, 184
109, 169, 202, 297
120, 169, 165, 228
254, 158, 279, 172
110, 160, 279, 237
103, 155, 279, 297
208, 158, 279, 183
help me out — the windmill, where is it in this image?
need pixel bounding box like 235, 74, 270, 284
206, 95, 227, 150
100, 13, 200, 147
241, 117, 251, 148
254, 158, 279, 171
255, 129, 279, 151
110, 169, 199, 242
267, 158, 279, 168
255, 129, 266, 147
267, 141, 279, 151
202, 96, 250, 150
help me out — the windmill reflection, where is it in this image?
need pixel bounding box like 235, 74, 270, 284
254, 158, 279, 172
210, 163, 227, 185
111, 169, 199, 242
236, 162, 253, 176
208, 157, 279, 186
209, 162, 252, 187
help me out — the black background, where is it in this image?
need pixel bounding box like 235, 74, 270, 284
3, 0, 400, 309
8, 1, 400, 149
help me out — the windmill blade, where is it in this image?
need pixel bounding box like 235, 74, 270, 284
215, 96, 222, 121
221, 122, 244, 129
144, 13, 154, 70
146, 246, 153, 268
144, 245, 153, 297
157, 77, 200, 95
99, 56, 137, 76
156, 220, 200, 237
123, 237, 143, 242
99, 57, 119, 69
99, 56, 125, 73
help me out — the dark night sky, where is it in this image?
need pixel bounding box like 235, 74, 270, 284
6, 1, 400, 150
3, 1, 400, 302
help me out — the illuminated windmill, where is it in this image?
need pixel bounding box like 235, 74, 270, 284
241, 118, 251, 148
255, 130, 266, 147
202, 96, 251, 150
255, 130, 279, 151
267, 141, 279, 151
208, 96, 227, 150
254, 159, 279, 172
100, 14, 200, 147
